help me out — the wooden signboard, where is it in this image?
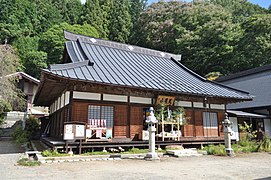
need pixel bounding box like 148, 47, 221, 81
63, 122, 86, 140
156, 95, 175, 106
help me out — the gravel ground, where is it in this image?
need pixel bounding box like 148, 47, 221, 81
0, 140, 271, 180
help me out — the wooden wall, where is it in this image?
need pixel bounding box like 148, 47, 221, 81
49, 105, 69, 138
183, 110, 194, 137
195, 110, 204, 137
71, 102, 130, 138
72, 102, 88, 123
48, 100, 226, 140
114, 105, 128, 138
186, 109, 225, 137
130, 106, 144, 140
218, 111, 225, 136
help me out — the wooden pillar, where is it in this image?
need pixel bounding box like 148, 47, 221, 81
192, 102, 196, 137
69, 91, 73, 122
127, 95, 131, 138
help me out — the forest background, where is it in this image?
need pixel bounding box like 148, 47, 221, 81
0, 0, 271, 114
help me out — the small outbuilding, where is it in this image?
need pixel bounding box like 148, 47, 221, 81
217, 65, 271, 140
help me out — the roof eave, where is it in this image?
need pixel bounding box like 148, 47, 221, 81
34, 71, 253, 106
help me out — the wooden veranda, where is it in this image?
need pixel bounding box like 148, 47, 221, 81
41, 136, 226, 154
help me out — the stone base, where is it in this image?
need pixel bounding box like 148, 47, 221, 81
166, 148, 202, 157
226, 148, 234, 157
144, 152, 160, 161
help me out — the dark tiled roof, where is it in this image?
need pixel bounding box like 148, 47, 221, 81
42, 31, 252, 101
64, 31, 182, 61
217, 64, 271, 82
216, 67, 271, 109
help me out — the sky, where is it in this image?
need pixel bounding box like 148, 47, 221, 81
249, 0, 270, 8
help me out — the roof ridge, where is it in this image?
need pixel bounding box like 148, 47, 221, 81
50, 60, 92, 71
64, 30, 182, 60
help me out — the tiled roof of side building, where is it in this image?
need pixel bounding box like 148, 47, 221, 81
5, 72, 40, 84
217, 64, 271, 82
41, 31, 253, 101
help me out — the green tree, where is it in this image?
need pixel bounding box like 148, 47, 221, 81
0, 45, 25, 121
130, 0, 147, 25
13, 36, 48, 79
0, 0, 65, 43
0, 0, 34, 43
99, 0, 113, 39
174, 3, 242, 75
233, 14, 271, 72
132, 1, 247, 75
52, 0, 83, 24
129, 0, 147, 42
130, 1, 187, 51
39, 22, 99, 65
108, 0, 132, 43
33, 0, 63, 35
81, 0, 107, 38
23, 51, 47, 79
210, 0, 268, 23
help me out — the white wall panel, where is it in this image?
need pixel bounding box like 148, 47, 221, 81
103, 94, 127, 102
174, 101, 192, 107
65, 91, 70, 105
73, 91, 101, 100
193, 102, 204, 108
210, 104, 225, 110
130, 96, 152, 104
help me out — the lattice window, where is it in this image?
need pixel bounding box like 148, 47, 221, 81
203, 112, 218, 128
88, 105, 114, 128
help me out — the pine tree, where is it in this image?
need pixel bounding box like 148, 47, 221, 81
129, 0, 147, 41
108, 0, 132, 43
82, 0, 106, 38
52, 0, 83, 24
129, 0, 146, 25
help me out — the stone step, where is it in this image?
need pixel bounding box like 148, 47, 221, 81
0, 136, 13, 141
166, 148, 202, 157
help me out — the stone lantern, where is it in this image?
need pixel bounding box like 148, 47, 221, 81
222, 113, 234, 156
145, 107, 159, 160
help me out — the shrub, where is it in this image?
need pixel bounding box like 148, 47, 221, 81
257, 134, 271, 152
17, 158, 41, 166
125, 148, 148, 154
41, 150, 52, 157
203, 144, 226, 156
12, 127, 28, 144
83, 151, 110, 156
41, 149, 69, 157
12, 116, 40, 144
231, 144, 239, 153
240, 146, 258, 153
25, 116, 40, 139
238, 121, 257, 141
